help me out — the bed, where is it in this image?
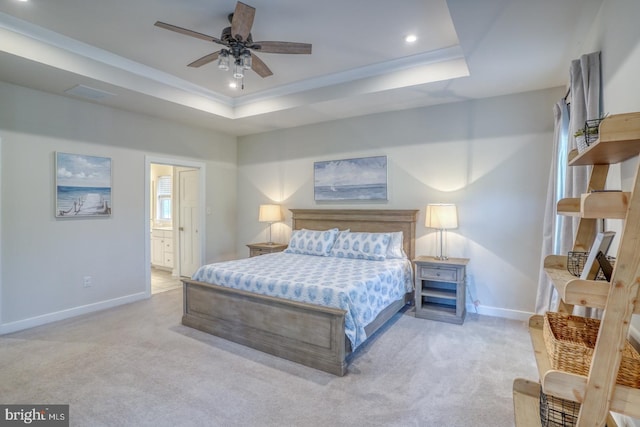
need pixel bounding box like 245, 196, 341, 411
181, 209, 418, 375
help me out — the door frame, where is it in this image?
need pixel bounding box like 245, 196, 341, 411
145, 155, 206, 297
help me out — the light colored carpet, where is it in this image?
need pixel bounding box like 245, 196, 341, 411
0, 289, 537, 426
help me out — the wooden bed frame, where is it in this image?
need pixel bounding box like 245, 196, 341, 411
181, 209, 418, 376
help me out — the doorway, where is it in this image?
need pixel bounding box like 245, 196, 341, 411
145, 156, 205, 297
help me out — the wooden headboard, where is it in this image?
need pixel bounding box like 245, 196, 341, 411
289, 209, 419, 261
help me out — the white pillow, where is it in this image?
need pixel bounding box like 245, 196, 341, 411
386, 231, 407, 259
329, 231, 391, 261
284, 228, 339, 256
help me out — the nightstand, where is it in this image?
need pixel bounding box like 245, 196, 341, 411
247, 242, 288, 257
414, 256, 469, 324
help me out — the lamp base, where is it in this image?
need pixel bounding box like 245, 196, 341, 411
434, 229, 450, 260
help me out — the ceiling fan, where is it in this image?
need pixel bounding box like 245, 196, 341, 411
155, 1, 312, 85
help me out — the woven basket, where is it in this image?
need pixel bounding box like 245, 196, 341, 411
543, 312, 640, 388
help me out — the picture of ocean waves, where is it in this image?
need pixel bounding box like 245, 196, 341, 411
315, 184, 387, 201
56, 186, 111, 217
314, 155, 388, 201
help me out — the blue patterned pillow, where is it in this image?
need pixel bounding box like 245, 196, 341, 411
284, 228, 339, 256
329, 232, 391, 261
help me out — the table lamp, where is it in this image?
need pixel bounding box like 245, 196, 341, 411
258, 204, 283, 245
425, 203, 458, 260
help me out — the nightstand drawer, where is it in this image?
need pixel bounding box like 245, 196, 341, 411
251, 248, 271, 256
419, 266, 457, 281
247, 243, 288, 257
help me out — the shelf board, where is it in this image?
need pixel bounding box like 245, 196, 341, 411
557, 192, 630, 219
513, 380, 621, 427
543, 255, 640, 314
556, 198, 580, 216
528, 315, 640, 418
419, 302, 456, 314
569, 112, 640, 166
512, 378, 542, 427
543, 255, 611, 310
421, 288, 456, 300
415, 303, 464, 324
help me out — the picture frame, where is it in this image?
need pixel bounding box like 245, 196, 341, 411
314, 155, 388, 201
55, 152, 112, 218
580, 231, 615, 280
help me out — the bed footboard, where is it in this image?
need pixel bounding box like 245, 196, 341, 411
182, 278, 348, 376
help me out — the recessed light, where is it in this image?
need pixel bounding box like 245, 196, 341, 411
405, 34, 417, 43
17, 0, 29, 2
229, 82, 237, 89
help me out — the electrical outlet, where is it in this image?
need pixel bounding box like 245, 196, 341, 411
83, 276, 92, 287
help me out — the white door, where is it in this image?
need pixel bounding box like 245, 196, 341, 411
178, 168, 200, 277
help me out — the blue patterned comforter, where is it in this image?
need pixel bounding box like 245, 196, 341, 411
191, 252, 413, 349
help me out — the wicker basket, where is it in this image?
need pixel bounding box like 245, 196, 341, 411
543, 312, 640, 388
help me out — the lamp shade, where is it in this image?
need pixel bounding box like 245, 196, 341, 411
258, 204, 283, 223
425, 204, 458, 229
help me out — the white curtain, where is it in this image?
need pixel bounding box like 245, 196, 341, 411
535, 51, 601, 314
535, 100, 570, 313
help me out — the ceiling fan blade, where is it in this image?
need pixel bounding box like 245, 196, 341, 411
252, 41, 312, 55
231, 2, 255, 42
188, 51, 221, 68
155, 21, 222, 44
251, 53, 273, 78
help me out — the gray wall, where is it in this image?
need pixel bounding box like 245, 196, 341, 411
0, 81, 238, 331
238, 87, 564, 319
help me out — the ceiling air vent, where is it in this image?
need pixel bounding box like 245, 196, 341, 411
64, 84, 116, 101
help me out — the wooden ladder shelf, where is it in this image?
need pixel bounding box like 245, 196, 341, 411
513, 112, 640, 426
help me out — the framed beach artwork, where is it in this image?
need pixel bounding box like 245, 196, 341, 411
55, 152, 112, 218
314, 155, 388, 201
579, 231, 615, 280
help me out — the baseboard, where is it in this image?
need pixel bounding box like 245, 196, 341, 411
0, 292, 148, 335
466, 304, 533, 322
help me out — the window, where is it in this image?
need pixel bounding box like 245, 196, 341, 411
553, 102, 570, 255
156, 175, 172, 221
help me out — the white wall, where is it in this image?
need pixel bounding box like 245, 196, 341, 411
238, 87, 564, 319
583, 0, 640, 330
579, 1, 640, 424
0, 81, 237, 332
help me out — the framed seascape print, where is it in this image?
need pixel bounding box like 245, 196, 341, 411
314, 155, 388, 201
579, 231, 615, 280
55, 152, 112, 218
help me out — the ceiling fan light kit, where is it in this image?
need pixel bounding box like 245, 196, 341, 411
155, 1, 312, 90
217, 50, 229, 70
